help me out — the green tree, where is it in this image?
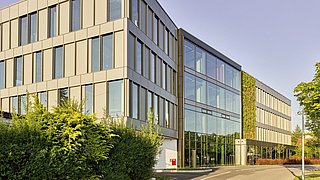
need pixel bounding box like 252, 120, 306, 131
294, 62, 320, 139
291, 125, 302, 146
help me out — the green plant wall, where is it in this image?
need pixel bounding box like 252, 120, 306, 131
242, 71, 256, 140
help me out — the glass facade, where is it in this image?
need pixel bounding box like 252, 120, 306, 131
0, 61, 4, 89
183, 39, 241, 166
108, 80, 124, 117
102, 34, 113, 70
108, 0, 122, 21
92, 37, 100, 72
20, 16, 28, 46
30, 13, 37, 43
84, 85, 93, 115
130, 82, 139, 119
130, 0, 139, 26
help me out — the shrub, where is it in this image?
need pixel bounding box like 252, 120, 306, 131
256, 158, 320, 165
101, 114, 163, 180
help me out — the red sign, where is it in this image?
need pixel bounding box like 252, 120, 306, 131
172, 159, 176, 166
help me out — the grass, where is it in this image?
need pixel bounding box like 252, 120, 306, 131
153, 176, 171, 180
294, 174, 320, 180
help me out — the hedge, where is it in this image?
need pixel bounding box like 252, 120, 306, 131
256, 158, 320, 165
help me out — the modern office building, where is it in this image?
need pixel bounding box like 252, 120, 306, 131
0, 0, 291, 168
236, 72, 292, 165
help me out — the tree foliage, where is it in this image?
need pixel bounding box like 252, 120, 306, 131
294, 62, 320, 139
242, 71, 256, 139
291, 125, 302, 146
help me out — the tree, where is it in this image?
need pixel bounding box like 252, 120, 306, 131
291, 125, 302, 146
294, 62, 320, 140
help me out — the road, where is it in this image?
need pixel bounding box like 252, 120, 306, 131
156, 165, 320, 180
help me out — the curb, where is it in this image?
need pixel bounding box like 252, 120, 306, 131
155, 168, 213, 173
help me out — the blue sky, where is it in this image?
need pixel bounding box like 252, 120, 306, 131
1, 0, 318, 130
158, 0, 320, 130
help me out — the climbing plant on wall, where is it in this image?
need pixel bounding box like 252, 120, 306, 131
242, 71, 256, 140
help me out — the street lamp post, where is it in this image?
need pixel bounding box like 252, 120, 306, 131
301, 110, 305, 180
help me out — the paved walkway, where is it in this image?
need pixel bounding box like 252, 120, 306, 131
155, 165, 320, 180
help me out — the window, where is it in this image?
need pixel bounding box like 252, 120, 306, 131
35, 51, 42, 83
130, 82, 139, 119
150, 52, 155, 82
173, 70, 177, 96
84, 85, 93, 114
184, 73, 195, 101
226, 90, 233, 112
216, 59, 225, 83
233, 70, 240, 90
196, 77, 206, 104
128, 33, 135, 69
217, 86, 225, 109
135, 40, 142, 74
0, 61, 5, 89
225, 65, 233, 87
130, 0, 139, 26
30, 12, 37, 43
143, 46, 150, 79
147, 91, 152, 114
140, 87, 146, 120
207, 82, 217, 107
196, 47, 206, 74
59, 88, 69, 105
140, 1, 146, 33
71, 0, 81, 31
102, 34, 113, 70
167, 67, 171, 93
165, 100, 169, 128
108, 80, 124, 117
20, 16, 28, 46
108, 0, 122, 21
53, 46, 64, 79
49, 6, 57, 37
159, 22, 164, 50
91, 37, 100, 72
153, 15, 158, 45
20, 95, 27, 115
38, 91, 47, 109
162, 61, 166, 90
164, 29, 169, 55
184, 40, 195, 69
147, 8, 153, 39
14, 56, 23, 86
207, 53, 216, 79
154, 94, 158, 124
12, 96, 18, 113
185, 108, 196, 132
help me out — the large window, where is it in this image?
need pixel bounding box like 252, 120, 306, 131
159, 22, 164, 50
20, 95, 27, 115
167, 67, 171, 93
207, 53, 216, 79
154, 94, 159, 124
196, 47, 206, 74
49, 6, 57, 38
14, 56, 23, 86
38, 91, 47, 109
35, 51, 42, 83
226, 90, 233, 112
150, 52, 155, 82
108, 0, 122, 21
147, 91, 152, 114
20, 16, 28, 46
185, 107, 195, 132
128, 33, 135, 69
153, 15, 158, 45
196, 77, 206, 104
233, 70, 241, 90
59, 88, 69, 105
53, 46, 64, 79
217, 86, 225, 110
130, 0, 139, 26
84, 85, 93, 114
91, 37, 100, 72
29, 12, 38, 43
164, 29, 169, 55
135, 40, 142, 74
12, 96, 18, 113
184, 40, 195, 69
130, 82, 139, 119
207, 82, 217, 107
108, 80, 124, 117
71, 0, 81, 31
225, 65, 233, 87
216, 59, 225, 83
165, 100, 169, 128
0, 61, 5, 89
184, 73, 195, 101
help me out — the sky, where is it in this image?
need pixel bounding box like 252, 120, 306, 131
1, 0, 318, 130
157, 0, 320, 130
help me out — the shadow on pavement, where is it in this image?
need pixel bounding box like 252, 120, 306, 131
154, 168, 218, 180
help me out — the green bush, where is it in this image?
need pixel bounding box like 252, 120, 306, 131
101, 114, 163, 180
0, 98, 115, 179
